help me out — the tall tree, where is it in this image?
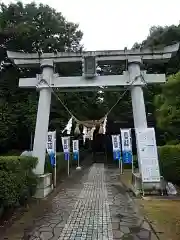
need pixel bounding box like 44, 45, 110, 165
155, 72, 180, 143
0, 1, 83, 152
132, 24, 180, 144
0, 1, 83, 53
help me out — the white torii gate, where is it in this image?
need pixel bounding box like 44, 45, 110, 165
7, 44, 179, 178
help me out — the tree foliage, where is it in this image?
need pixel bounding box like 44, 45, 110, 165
0, 1, 180, 152
0, 1, 84, 152
134, 24, 180, 144
155, 72, 180, 142
0, 1, 83, 53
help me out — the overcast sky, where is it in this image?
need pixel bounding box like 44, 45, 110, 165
1, 0, 180, 50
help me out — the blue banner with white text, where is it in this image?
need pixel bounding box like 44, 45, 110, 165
49, 151, 56, 167
64, 152, 70, 161
120, 129, 132, 164
122, 151, 132, 164
113, 150, 121, 161
73, 152, 79, 161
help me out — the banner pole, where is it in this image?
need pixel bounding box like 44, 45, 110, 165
54, 131, 57, 188
76, 153, 82, 170
118, 157, 120, 169
121, 159, 123, 174
53, 164, 56, 187
68, 153, 70, 176
78, 153, 80, 168
132, 154, 134, 174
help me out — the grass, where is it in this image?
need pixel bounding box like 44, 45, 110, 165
120, 169, 133, 189
121, 169, 180, 240
139, 199, 180, 240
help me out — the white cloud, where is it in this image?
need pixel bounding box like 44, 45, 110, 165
1, 0, 180, 50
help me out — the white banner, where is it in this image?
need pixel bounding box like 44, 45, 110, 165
61, 136, 70, 153
90, 127, 95, 140
62, 117, 73, 134
73, 140, 79, 153
46, 131, 56, 154
120, 129, 132, 152
112, 135, 121, 151
136, 128, 160, 182
103, 116, 107, 134
83, 126, 87, 144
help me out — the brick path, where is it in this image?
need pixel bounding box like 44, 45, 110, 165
25, 164, 157, 240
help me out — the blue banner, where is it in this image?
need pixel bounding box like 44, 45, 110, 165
49, 151, 56, 167
73, 152, 79, 161
64, 152, 70, 161
113, 150, 121, 161
122, 151, 132, 164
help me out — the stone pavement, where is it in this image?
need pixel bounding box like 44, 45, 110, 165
24, 164, 157, 240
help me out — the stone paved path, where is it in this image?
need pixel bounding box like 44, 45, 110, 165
25, 164, 157, 240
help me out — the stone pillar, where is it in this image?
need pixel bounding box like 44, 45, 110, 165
128, 61, 147, 129
33, 60, 53, 175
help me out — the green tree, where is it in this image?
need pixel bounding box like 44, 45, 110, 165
0, 1, 83, 53
135, 25, 180, 75
133, 24, 180, 144
0, 1, 83, 152
155, 72, 180, 143
1, 1, 180, 152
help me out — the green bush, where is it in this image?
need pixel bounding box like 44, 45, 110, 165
134, 145, 180, 183
1, 149, 22, 156
166, 140, 180, 145
158, 145, 180, 183
45, 152, 69, 174
0, 156, 38, 208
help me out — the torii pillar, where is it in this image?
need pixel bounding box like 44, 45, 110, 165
33, 60, 54, 175
128, 58, 147, 129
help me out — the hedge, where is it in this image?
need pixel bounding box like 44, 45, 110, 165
0, 156, 38, 210
0, 150, 88, 216
45, 152, 72, 174
158, 144, 180, 183
132, 145, 180, 183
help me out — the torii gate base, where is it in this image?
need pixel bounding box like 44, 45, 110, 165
7, 44, 179, 198
33, 173, 53, 199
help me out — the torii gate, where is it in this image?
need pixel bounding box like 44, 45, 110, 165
7, 44, 179, 178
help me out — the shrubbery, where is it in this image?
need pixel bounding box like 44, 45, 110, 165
0, 156, 38, 212
158, 144, 180, 183
45, 152, 72, 174
129, 145, 180, 184
0, 150, 87, 218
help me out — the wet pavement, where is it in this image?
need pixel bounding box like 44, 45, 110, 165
24, 163, 157, 240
